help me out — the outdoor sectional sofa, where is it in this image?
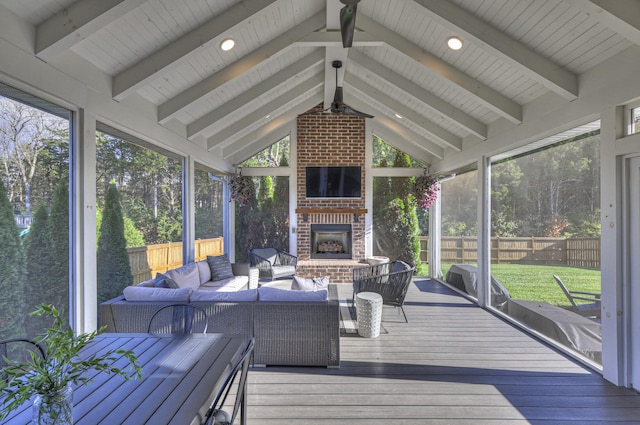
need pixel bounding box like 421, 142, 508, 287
100, 257, 340, 367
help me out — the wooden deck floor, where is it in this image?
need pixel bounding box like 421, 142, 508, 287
245, 278, 640, 424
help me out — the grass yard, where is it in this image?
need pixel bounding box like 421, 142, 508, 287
438, 263, 601, 307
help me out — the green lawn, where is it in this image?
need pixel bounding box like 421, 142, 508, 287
438, 263, 601, 307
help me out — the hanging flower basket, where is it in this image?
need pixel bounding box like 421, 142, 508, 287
228, 174, 253, 207
414, 174, 440, 210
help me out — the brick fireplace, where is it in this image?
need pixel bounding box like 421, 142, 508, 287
295, 104, 367, 283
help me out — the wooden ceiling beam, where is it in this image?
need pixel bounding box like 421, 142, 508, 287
348, 49, 487, 140
112, 0, 278, 101
158, 12, 325, 124
412, 0, 578, 100
356, 14, 523, 124
36, 0, 147, 62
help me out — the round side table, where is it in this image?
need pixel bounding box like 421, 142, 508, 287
356, 292, 383, 338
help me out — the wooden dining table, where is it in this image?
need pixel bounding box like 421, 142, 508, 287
3, 333, 249, 425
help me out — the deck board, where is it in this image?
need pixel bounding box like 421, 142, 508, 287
246, 278, 640, 424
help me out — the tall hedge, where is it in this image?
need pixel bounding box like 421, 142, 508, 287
23, 204, 51, 337
48, 181, 70, 313
97, 184, 133, 303
0, 179, 25, 340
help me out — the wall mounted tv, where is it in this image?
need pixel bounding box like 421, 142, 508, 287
305, 166, 362, 198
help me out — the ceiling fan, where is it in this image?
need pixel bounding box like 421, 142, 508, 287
330, 60, 374, 118
339, 0, 360, 48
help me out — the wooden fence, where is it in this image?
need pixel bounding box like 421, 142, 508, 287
419, 236, 600, 268
127, 237, 224, 284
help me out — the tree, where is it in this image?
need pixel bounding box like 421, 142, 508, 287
23, 205, 52, 337
0, 179, 25, 340
234, 179, 260, 263
0, 99, 66, 217
48, 181, 69, 313
96, 208, 145, 248
97, 184, 133, 303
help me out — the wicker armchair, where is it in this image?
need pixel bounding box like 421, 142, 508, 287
248, 247, 297, 280
352, 260, 416, 322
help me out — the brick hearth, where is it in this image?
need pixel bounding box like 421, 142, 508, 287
295, 104, 367, 283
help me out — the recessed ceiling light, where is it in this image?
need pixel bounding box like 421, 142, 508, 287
447, 36, 463, 50
220, 37, 235, 51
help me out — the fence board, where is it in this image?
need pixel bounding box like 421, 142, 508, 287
419, 236, 600, 267
127, 237, 224, 284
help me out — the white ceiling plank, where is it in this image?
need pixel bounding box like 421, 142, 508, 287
112, 0, 278, 101
296, 31, 383, 47
187, 49, 324, 139
411, 0, 578, 101
346, 73, 462, 151
370, 123, 435, 166
158, 11, 325, 123
221, 94, 324, 163
348, 48, 487, 139
344, 96, 445, 159
208, 74, 324, 150
563, 0, 640, 45
35, 0, 147, 62
356, 13, 523, 124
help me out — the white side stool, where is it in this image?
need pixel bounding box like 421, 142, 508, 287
356, 292, 383, 338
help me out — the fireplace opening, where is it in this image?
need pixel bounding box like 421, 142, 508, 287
311, 224, 352, 259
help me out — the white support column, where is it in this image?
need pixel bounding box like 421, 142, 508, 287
428, 187, 442, 279
476, 156, 490, 308
365, 119, 373, 259
73, 108, 97, 333
601, 106, 626, 385
183, 156, 195, 263
289, 121, 298, 256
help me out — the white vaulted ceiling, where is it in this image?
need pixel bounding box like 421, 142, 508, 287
1, 0, 637, 166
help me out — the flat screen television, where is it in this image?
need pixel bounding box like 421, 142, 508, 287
305, 166, 361, 198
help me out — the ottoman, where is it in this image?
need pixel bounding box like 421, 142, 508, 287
356, 292, 383, 338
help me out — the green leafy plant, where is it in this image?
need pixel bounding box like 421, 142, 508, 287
0, 304, 142, 421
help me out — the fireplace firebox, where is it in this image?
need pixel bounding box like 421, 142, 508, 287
310, 224, 352, 259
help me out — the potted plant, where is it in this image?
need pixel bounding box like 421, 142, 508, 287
413, 172, 440, 210
228, 172, 253, 207
0, 304, 141, 424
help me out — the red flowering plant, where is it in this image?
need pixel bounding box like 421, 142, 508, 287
228, 173, 253, 207
413, 172, 440, 210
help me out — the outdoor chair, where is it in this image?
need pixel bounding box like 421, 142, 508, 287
0, 338, 46, 380
352, 260, 416, 322
553, 275, 601, 319
203, 337, 255, 425
147, 304, 208, 334
248, 247, 297, 280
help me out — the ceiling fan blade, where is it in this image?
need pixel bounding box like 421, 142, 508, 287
340, 4, 357, 48
341, 104, 374, 119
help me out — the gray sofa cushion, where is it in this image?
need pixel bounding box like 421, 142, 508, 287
207, 254, 234, 281
258, 286, 328, 302
123, 286, 192, 302
164, 262, 200, 290
190, 288, 257, 302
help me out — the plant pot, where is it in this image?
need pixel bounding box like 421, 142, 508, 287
32, 384, 73, 425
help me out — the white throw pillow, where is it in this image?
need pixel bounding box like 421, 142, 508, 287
123, 286, 192, 302
191, 289, 257, 302
291, 275, 330, 291
258, 286, 328, 302
196, 260, 211, 284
